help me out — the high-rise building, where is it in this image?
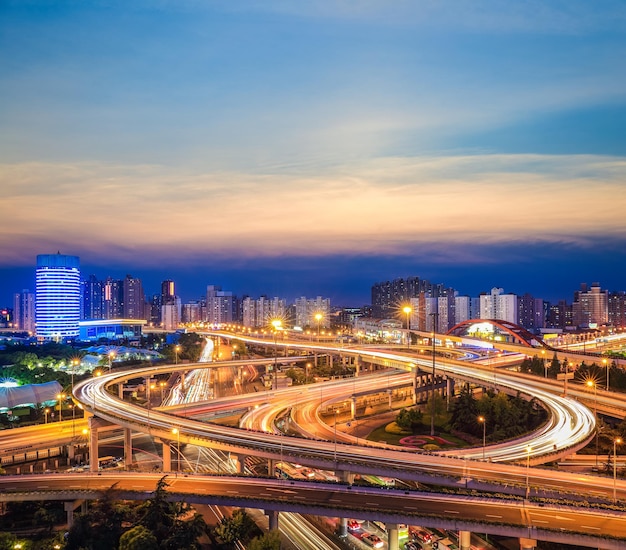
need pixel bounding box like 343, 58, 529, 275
35, 253, 81, 340
206, 285, 236, 325
479, 287, 518, 324
82, 274, 104, 320
572, 282, 608, 328
294, 296, 331, 329
13, 289, 35, 333
608, 291, 626, 329
518, 294, 545, 332
123, 274, 145, 319
161, 280, 176, 305
103, 277, 123, 319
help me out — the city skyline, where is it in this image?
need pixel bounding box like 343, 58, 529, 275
1, 2, 625, 308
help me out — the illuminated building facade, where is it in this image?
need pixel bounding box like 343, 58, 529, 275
13, 289, 35, 332
35, 253, 81, 340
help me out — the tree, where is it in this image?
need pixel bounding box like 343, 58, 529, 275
395, 407, 423, 432
213, 508, 258, 545
119, 525, 159, 550
247, 530, 281, 550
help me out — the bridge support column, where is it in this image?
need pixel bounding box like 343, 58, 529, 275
266, 510, 279, 531
180, 372, 185, 392
268, 458, 275, 477
88, 418, 99, 473
355, 355, 360, 377
64, 500, 84, 529
236, 454, 247, 474
162, 441, 172, 472
338, 517, 348, 537
314, 353, 318, 367
329, 355, 333, 369
338, 470, 355, 485
446, 377, 454, 409
350, 396, 357, 420
519, 538, 536, 550
118, 382, 124, 399
387, 388, 393, 410
459, 531, 471, 550
386, 523, 399, 550
124, 428, 132, 469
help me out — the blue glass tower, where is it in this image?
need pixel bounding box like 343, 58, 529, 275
35, 253, 81, 340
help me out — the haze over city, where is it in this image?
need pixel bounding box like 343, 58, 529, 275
1, 1, 626, 305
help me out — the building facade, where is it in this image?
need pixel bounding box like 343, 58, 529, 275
35, 253, 81, 340
13, 289, 35, 333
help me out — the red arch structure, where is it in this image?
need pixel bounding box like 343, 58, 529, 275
446, 319, 547, 348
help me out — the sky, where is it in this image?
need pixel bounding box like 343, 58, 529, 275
1, 0, 626, 307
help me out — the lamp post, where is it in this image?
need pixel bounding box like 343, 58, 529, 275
315, 313, 322, 341
108, 351, 115, 372
334, 409, 338, 464
403, 306, 412, 348
614, 437, 622, 503
175, 345, 180, 365
541, 350, 547, 378
604, 358, 610, 392
587, 379, 599, 467
271, 319, 282, 391
478, 416, 486, 460
56, 393, 66, 422
160, 381, 166, 403
172, 427, 180, 473
430, 312, 438, 437
44, 407, 50, 424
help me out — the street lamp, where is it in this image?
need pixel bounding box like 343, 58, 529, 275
56, 393, 66, 422
604, 358, 610, 392
44, 407, 50, 424
430, 312, 438, 436
403, 306, 412, 348
541, 350, 547, 378
478, 416, 486, 460
315, 313, 323, 341
172, 427, 180, 473
175, 345, 181, 365
587, 379, 599, 467
271, 319, 282, 390
108, 350, 115, 372
614, 437, 622, 503
334, 409, 339, 464
159, 380, 166, 403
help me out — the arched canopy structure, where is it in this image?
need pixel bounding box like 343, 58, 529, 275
446, 319, 546, 348
0, 381, 63, 409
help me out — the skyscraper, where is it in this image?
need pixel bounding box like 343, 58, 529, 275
13, 289, 35, 332
35, 253, 81, 340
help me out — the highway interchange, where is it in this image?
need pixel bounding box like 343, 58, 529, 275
2, 332, 626, 548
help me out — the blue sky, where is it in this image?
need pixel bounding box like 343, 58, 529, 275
1, 1, 625, 306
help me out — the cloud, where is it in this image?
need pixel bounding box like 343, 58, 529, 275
1, 153, 624, 267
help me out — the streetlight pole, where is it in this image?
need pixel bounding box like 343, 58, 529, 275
175, 345, 180, 365
403, 306, 412, 348
615, 437, 622, 503
587, 380, 599, 467
172, 427, 180, 473
334, 409, 338, 464
315, 313, 322, 341
478, 416, 486, 460
604, 358, 610, 392
541, 350, 547, 378
44, 408, 49, 424
271, 319, 282, 391
430, 312, 438, 437
108, 351, 115, 372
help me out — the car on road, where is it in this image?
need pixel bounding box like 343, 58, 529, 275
411, 529, 433, 545
362, 534, 384, 548
404, 543, 421, 550
347, 519, 361, 531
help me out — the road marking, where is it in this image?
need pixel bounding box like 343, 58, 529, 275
329, 499, 342, 502
532, 520, 549, 524
444, 510, 460, 514
580, 525, 601, 531
226, 490, 239, 494
266, 488, 297, 494
530, 513, 574, 522
485, 514, 501, 518
404, 506, 419, 510
366, 502, 378, 506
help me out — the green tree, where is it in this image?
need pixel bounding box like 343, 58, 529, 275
247, 530, 281, 550
213, 508, 258, 545
395, 407, 423, 432
119, 525, 159, 550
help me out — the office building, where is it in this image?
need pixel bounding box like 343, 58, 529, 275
206, 285, 236, 325
294, 296, 331, 329
123, 274, 145, 320
13, 290, 35, 333
82, 274, 104, 320
35, 253, 81, 340
572, 282, 608, 328
479, 288, 518, 324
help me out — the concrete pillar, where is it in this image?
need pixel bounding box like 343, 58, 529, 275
268, 458, 276, 477
118, 382, 124, 399
67, 444, 75, 459
145, 377, 151, 407
351, 396, 357, 420
387, 389, 393, 410
338, 517, 348, 537
180, 372, 185, 392
88, 420, 99, 473
338, 470, 355, 485
386, 523, 399, 550
355, 355, 360, 377
64, 502, 75, 528
519, 538, 536, 550
446, 377, 454, 409
124, 428, 132, 469
236, 454, 247, 474
162, 441, 172, 472
329, 355, 334, 369
314, 353, 318, 367
459, 531, 471, 550
266, 510, 279, 531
